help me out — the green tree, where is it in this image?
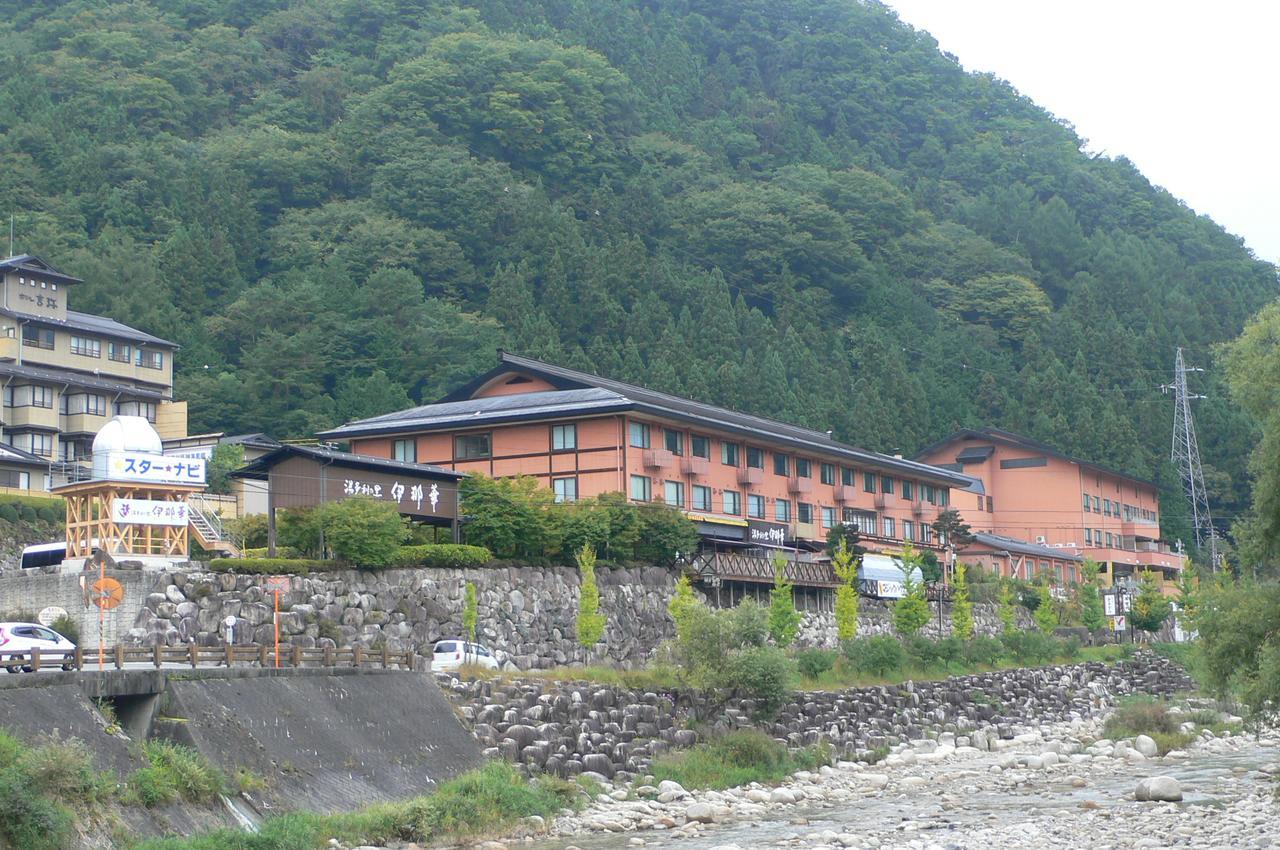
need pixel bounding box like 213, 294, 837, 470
831, 537, 861, 641
463, 582, 478, 644
315, 497, 408, 567
1130, 570, 1173, 636
767, 563, 801, 648
575, 543, 606, 648
1033, 584, 1059, 634
951, 563, 974, 640
460, 474, 561, 560
932, 508, 976, 582
997, 581, 1018, 635
1078, 560, 1106, 632
892, 543, 931, 637
206, 443, 245, 496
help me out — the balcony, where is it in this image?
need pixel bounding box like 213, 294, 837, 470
7, 405, 58, 430
0, 336, 17, 361
874, 491, 898, 510
833, 485, 858, 503
681, 456, 710, 477
737, 467, 763, 486
793, 521, 819, 542
788, 476, 813, 495
62, 411, 109, 435
642, 449, 674, 469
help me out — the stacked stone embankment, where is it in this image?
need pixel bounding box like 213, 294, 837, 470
130, 565, 1034, 667
436, 651, 1193, 783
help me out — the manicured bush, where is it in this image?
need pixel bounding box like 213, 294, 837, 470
0, 495, 65, 515
208, 558, 337, 575
0, 504, 18, 522
795, 647, 837, 679
18, 504, 38, 522
389, 544, 492, 568
843, 635, 907, 677
36, 505, 61, 523
315, 498, 408, 567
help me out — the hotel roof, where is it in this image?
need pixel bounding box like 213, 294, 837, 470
230, 444, 465, 481
320, 352, 969, 486
914, 427, 1157, 488
970, 532, 1084, 562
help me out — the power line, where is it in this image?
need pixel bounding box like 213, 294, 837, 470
1165, 347, 1220, 570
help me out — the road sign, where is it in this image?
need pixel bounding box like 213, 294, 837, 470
37, 606, 67, 626
91, 577, 124, 610
265, 576, 290, 591
1113, 614, 1127, 632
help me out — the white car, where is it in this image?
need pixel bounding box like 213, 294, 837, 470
431, 639, 499, 672
0, 622, 77, 672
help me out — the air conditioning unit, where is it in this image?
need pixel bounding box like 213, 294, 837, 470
1035, 535, 1047, 544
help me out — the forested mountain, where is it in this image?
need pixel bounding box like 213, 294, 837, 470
0, 0, 1274, 551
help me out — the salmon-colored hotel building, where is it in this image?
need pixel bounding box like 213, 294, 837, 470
320, 353, 969, 577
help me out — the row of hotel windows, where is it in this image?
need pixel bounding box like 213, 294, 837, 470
1085, 528, 1124, 549
620, 474, 942, 542
5, 432, 94, 461
19, 326, 163, 368
0, 386, 155, 420
1082, 493, 1156, 522
14, 276, 57, 290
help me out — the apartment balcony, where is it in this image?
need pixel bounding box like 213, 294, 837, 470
0, 336, 18, 361
874, 492, 898, 510
1121, 517, 1160, 538
642, 449, 674, 469
788, 476, 813, 495
681, 456, 710, 477
7, 405, 58, 430
737, 467, 763, 486
793, 521, 819, 542
62, 411, 109, 435
833, 485, 858, 503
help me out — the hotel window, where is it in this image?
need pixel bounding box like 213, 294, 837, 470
1092, 495, 1101, 513
71, 336, 101, 358
454, 433, 491, 459
820, 463, 835, 485
664, 429, 684, 456
850, 511, 876, 535
15, 385, 54, 409
664, 480, 684, 507
863, 472, 875, 492
821, 506, 836, 527
630, 475, 651, 502
1085, 528, 1093, 545
392, 439, 416, 463
136, 349, 164, 370
903, 520, 914, 541
553, 477, 578, 503
1102, 498, 1111, 517
691, 435, 710, 459
842, 507, 856, 524
1095, 528, 1102, 545
841, 467, 854, 487
21, 326, 53, 349
0, 470, 29, 489
883, 517, 896, 538
795, 458, 811, 478
692, 484, 711, 511
721, 442, 740, 466
115, 400, 156, 422
14, 432, 53, 457
986, 496, 994, 512
797, 502, 812, 523
775, 498, 791, 522
723, 490, 741, 515
748, 494, 765, 518
1105, 532, 1113, 547
629, 422, 650, 448
924, 484, 937, 504
551, 424, 577, 451
63, 393, 107, 416
1082, 492, 1091, 511
880, 475, 894, 494
901, 480, 914, 500
920, 523, 934, 544
108, 341, 132, 363
746, 447, 764, 468
940, 488, 949, 507
773, 453, 789, 476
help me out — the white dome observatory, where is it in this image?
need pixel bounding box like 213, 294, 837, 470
92, 416, 164, 479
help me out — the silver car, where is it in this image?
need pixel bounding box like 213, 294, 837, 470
431, 639, 498, 672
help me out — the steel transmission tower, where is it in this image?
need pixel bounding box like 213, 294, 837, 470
1168, 348, 1218, 569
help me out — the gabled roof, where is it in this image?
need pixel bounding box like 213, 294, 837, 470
230, 444, 464, 481
0, 442, 51, 467
4, 309, 177, 348
968, 532, 1083, 562
320, 352, 969, 487
913, 427, 1156, 488
0, 255, 82, 285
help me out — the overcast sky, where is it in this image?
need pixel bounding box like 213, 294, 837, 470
886, 1, 1280, 264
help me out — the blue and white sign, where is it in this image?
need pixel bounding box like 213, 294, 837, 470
105, 452, 206, 486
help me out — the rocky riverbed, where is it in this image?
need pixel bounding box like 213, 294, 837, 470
487, 706, 1277, 850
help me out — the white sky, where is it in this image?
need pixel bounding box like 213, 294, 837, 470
885, 1, 1280, 264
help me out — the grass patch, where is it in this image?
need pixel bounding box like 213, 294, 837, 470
0, 730, 103, 850
123, 742, 224, 807
1103, 697, 1195, 755
649, 729, 828, 790
129, 761, 579, 850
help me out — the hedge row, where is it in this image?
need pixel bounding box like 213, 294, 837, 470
389, 544, 492, 569
0, 494, 64, 524
207, 558, 345, 575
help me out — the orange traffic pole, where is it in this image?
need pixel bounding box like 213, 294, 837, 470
98, 557, 105, 671
274, 588, 280, 669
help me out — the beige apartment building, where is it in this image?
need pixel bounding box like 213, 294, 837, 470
0, 254, 186, 485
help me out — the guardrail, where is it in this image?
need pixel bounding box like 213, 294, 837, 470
0, 643, 417, 673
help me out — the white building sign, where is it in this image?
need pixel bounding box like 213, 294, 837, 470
111, 498, 190, 527
106, 452, 206, 485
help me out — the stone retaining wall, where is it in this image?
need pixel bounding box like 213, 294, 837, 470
436, 652, 1194, 783
130, 566, 1038, 668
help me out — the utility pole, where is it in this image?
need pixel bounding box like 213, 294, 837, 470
1166, 348, 1219, 570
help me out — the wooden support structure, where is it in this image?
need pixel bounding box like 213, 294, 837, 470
54, 480, 204, 558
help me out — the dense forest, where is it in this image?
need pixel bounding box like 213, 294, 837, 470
0, 0, 1274, 554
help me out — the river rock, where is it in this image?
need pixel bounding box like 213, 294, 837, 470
1135, 776, 1183, 802
685, 802, 716, 823
1134, 735, 1159, 757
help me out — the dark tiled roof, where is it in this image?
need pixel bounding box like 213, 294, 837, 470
0, 442, 51, 467
0, 361, 166, 399
223, 433, 281, 449
230, 444, 464, 481
914, 427, 1156, 488
321, 352, 969, 486
955, 445, 994, 463
0, 254, 83, 285
4, 309, 177, 347
969, 532, 1083, 562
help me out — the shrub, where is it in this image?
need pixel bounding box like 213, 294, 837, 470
0, 504, 18, 522
19, 504, 38, 522
20, 737, 109, 806
831, 538, 860, 641
1033, 585, 1058, 633
650, 729, 827, 790
951, 563, 974, 640
795, 648, 837, 679
462, 582, 478, 644
408, 761, 576, 840
36, 505, 61, 523
1000, 630, 1056, 665
315, 497, 408, 567
844, 635, 907, 678
963, 636, 1005, 667
575, 544, 605, 648
766, 563, 801, 648
125, 742, 224, 807
718, 646, 793, 719
208, 558, 337, 575
997, 581, 1018, 634
390, 544, 492, 569
49, 614, 80, 645
0, 765, 73, 850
